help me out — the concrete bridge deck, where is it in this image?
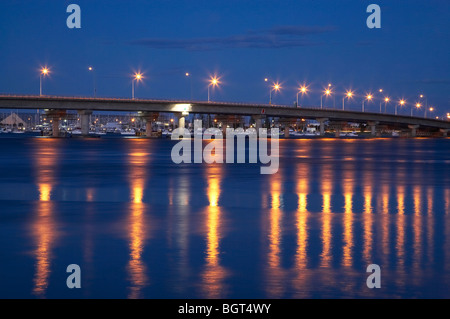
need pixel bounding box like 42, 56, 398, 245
0, 95, 449, 137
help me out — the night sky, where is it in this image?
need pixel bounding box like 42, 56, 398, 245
0, 0, 449, 114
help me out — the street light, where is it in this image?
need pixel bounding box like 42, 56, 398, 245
425, 106, 434, 118
419, 94, 428, 117
270, 82, 281, 105
342, 90, 354, 110
296, 85, 308, 107
327, 83, 336, 108
378, 89, 383, 112
185, 72, 193, 100
397, 99, 406, 115
132, 72, 143, 99
39, 67, 50, 96
208, 76, 220, 102
384, 97, 390, 113
413, 102, 421, 117
88, 66, 96, 97
321, 88, 332, 109
362, 94, 373, 112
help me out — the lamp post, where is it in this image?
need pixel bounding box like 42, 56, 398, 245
39, 67, 49, 96
378, 89, 383, 113
38, 67, 50, 127
297, 85, 307, 107
425, 107, 434, 119
185, 72, 193, 100
132, 72, 143, 99
208, 76, 219, 102
321, 88, 332, 109
342, 90, 354, 110
419, 94, 428, 116
88, 66, 96, 97
413, 102, 421, 117
269, 82, 281, 105
384, 97, 390, 113
362, 94, 373, 112
328, 83, 336, 108
397, 99, 406, 115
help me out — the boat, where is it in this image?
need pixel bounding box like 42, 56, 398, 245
291, 131, 304, 137
161, 130, 172, 137
303, 131, 318, 137
120, 129, 136, 136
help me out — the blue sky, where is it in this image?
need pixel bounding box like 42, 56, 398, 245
0, 0, 449, 114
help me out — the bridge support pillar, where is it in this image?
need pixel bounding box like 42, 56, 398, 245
408, 124, 419, 137
367, 121, 379, 137
252, 115, 264, 136
177, 115, 186, 130
141, 112, 159, 137
146, 118, 152, 137
52, 118, 60, 137
222, 124, 227, 137
78, 110, 92, 136
317, 118, 328, 136
440, 129, 449, 137
45, 109, 66, 137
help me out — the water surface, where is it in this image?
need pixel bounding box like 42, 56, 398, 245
0, 137, 449, 298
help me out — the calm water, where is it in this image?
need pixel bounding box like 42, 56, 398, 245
0, 136, 449, 299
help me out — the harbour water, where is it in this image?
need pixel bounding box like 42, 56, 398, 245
0, 136, 449, 298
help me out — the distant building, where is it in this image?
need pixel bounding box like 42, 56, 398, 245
1, 113, 27, 128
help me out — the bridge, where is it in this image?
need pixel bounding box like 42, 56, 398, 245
0, 95, 449, 137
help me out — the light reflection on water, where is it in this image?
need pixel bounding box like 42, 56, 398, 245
31, 139, 60, 298
126, 139, 150, 299
0, 137, 449, 298
201, 164, 228, 299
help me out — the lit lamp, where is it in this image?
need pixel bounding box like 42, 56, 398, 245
378, 89, 383, 112
297, 85, 308, 107
384, 97, 390, 113
342, 90, 354, 110
270, 82, 281, 105
419, 94, 428, 117
132, 72, 143, 99
40, 67, 50, 96
208, 76, 220, 102
321, 88, 332, 109
425, 106, 434, 118
185, 72, 193, 100
413, 102, 421, 117
396, 99, 406, 115
362, 94, 373, 112
88, 66, 96, 97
